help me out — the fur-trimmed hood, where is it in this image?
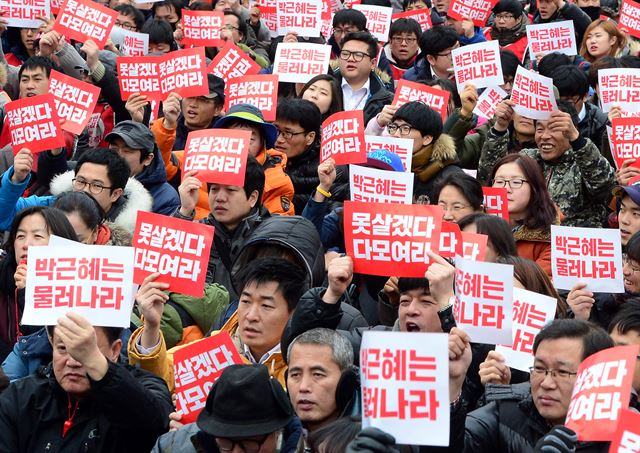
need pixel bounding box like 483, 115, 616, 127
50, 170, 153, 233
430, 133, 458, 164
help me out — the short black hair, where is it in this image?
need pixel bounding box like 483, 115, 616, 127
389, 17, 422, 40
537, 53, 572, 78
333, 8, 367, 29
533, 319, 614, 361
341, 31, 379, 59
551, 65, 589, 98
626, 231, 640, 263
404, 0, 431, 8
434, 173, 484, 211
152, 0, 182, 20
554, 99, 580, 129
47, 325, 123, 345
142, 19, 176, 48
588, 56, 622, 89
419, 26, 458, 56
233, 257, 307, 311
398, 277, 430, 294
224, 10, 247, 39
209, 154, 265, 203
620, 55, 640, 69
276, 98, 322, 135
608, 299, 640, 334
393, 101, 443, 140
457, 213, 518, 258
75, 148, 131, 193
18, 56, 56, 80
54, 191, 105, 231
114, 4, 145, 31
500, 50, 521, 80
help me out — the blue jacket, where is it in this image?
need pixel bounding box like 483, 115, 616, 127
402, 55, 433, 82
135, 148, 180, 216
460, 28, 487, 45
0, 168, 54, 232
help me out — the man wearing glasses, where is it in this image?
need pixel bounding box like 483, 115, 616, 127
403, 25, 459, 82
381, 18, 423, 85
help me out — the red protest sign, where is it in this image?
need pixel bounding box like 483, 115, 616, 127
483, 187, 509, 222
392, 8, 432, 31
344, 201, 444, 277
452, 40, 503, 92
438, 221, 463, 258
132, 211, 214, 298
619, 0, 640, 39
566, 345, 640, 441
173, 332, 244, 424
49, 70, 101, 136
183, 129, 251, 186
460, 232, 488, 261
447, 0, 497, 26
6, 94, 65, 153
182, 10, 224, 47
208, 41, 261, 84
224, 75, 278, 121
1, 0, 50, 28
276, 0, 322, 37
321, 110, 367, 165
118, 47, 208, 100
392, 79, 449, 121
610, 117, 640, 170
609, 409, 640, 452
53, 0, 117, 49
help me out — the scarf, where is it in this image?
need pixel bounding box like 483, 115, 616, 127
411, 142, 455, 183
491, 15, 528, 47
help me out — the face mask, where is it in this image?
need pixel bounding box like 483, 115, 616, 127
581, 6, 602, 21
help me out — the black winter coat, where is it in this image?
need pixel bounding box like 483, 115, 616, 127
0, 361, 173, 453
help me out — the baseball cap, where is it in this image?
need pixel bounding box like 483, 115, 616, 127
205, 74, 225, 101
365, 149, 405, 172
613, 180, 640, 206
104, 120, 155, 153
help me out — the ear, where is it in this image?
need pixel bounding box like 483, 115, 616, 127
426, 54, 437, 66
89, 227, 99, 245
108, 339, 122, 362
142, 152, 154, 168
110, 187, 124, 204
248, 189, 259, 208
305, 131, 316, 146
213, 103, 224, 118
422, 134, 433, 147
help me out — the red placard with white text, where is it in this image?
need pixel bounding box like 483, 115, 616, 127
49, 70, 100, 136
473, 85, 507, 120
439, 222, 463, 258
6, 94, 65, 153
174, 332, 244, 424
482, 187, 509, 222
51, 0, 60, 14
392, 8, 432, 31
610, 117, 640, 170
551, 225, 624, 293
182, 129, 251, 187
224, 75, 278, 121
599, 68, 640, 114
609, 409, 640, 452
273, 42, 331, 83
495, 288, 557, 372
22, 245, 134, 328
460, 232, 488, 261
118, 47, 208, 100
208, 41, 261, 84
276, 0, 322, 37
566, 345, 640, 441
353, 4, 393, 42
321, 110, 367, 165
360, 331, 450, 446
344, 201, 444, 277
182, 10, 224, 47
526, 21, 577, 59
392, 79, 450, 121
0, 0, 50, 28
364, 135, 413, 172
132, 211, 214, 298
454, 257, 513, 344
53, 0, 117, 48
350, 164, 414, 204
447, 0, 497, 26
619, 0, 640, 39
511, 66, 557, 120
452, 40, 503, 92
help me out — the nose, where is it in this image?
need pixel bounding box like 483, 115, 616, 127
539, 372, 557, 389
623, 262, 632, 277
66, 355, 83, 368
406, 298, 421, 316
299, 373, 313, 392
245, 303, 260, 321
443, 210, 454, 222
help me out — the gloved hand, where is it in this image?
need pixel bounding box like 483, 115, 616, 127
346, 427, 399, 453
534, 425, 578, 453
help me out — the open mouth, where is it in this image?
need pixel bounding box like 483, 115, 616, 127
405, 322, 421, 332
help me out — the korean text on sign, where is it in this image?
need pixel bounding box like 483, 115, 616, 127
392, 8, 432, 31
495, 288, 557, 372
392, 79, 450, 121
224, 75, 278, 121
364, 135, 413, 172
344, 201, 443, 277
551, 225, 624, 293
173, 332, 244, 424
360, 331, 450, 446
321, 110, 366, 165
599, 68, 640, 114
482, 187, 509, 222
208, 41, 262, 84
183, 128, 251, 186
353, 4, 393, 42
454, 257, 514, 345
438, 222, 462, 258
49, 70, 101, 136
182, 10, 223, 46
110, 26, 148, 56
273, 42, 331, 83
1, 0, 50, 28
276, 0, 321, 37
619, 0, 640, 39
473, 85, 507, 120
565, 345, 639, 441
609, 409, 640, 452
526, 21, 577, 59
133, 211, 214, 298
511, 66, 557, 120
447, 0, 498, 26
54, 0, 117, 48
452, 40, 503, 92
6, 94, 65, 153
460, 232, 488, 261
23, 245, 134, 328
610, 117, 640, 169
350, 164, 414, 204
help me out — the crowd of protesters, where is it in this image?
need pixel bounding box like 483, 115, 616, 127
0, 0, 640, 451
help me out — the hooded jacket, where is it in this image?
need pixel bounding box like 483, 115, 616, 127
412, 134, 463, 205
135, 148, 180, 216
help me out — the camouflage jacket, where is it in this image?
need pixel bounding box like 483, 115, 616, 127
478, 129, 616, 227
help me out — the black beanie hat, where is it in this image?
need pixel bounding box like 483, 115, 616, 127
493, 0, 524, 17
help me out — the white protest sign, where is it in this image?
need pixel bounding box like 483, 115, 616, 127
454, 257, 513, 345
472, 85, 507, 120
23, 244, 134, 328
495, 288, 557, 372
551, 225, 624, 293
276, 0, 322, 37
1, 0, 51, 28
511, 66, 557, 120
598, 68, 640, 114
273, 42, 331, 83
364, 135, 413, 172
360, 331, 450, 446
350, 164, 414, 204
110, 26, 149, 56
526, 20, 577, 60
451, 40, 503, 92
353, 4, 393, 42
